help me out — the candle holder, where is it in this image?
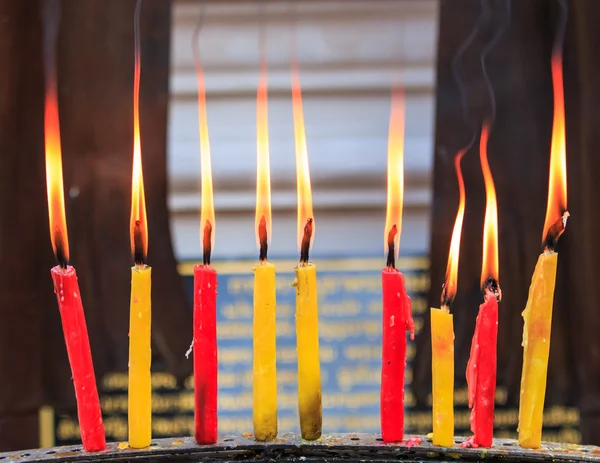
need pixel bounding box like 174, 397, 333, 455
2, 433, 598, 463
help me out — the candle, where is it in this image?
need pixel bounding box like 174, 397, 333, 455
128, 3, 152, 446
291, 55, 322, 441
430, 145, 469, 447
252, 47, 278, 442
380, 87, 414, 443
463, 123, 501, 449
43, 19, 105, 451
518, 45, 569, 450
193, 30, 218, 444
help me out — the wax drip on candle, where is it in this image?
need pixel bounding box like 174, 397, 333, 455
299, 218, 313, 265
386, 224, 398, 269
259, 215, 268, 263
203, 220, 213, 266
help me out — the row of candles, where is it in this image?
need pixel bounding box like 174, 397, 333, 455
41, 3, 568, 455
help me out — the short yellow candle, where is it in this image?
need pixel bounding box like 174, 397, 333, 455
129, 265, 152, 449
518, 251, 557, 449
253, 262, 277, 441
430, 307, 454, 447
294, 263, 322, 440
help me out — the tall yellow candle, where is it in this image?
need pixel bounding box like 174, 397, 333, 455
128, 4, 152, 448
253, 41, 278, 441
430, 146, 468, 447
253, 261, 277, 441
518, 39, 569, 449
430, 308, 454, 447
518, 252, 557, 449
129, 265, 152, 448
291, 47, 321, 440
294, 261, 321, 440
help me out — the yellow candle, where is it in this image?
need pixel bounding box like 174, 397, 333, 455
518, 251, 557, 449
430, 307, 454, 447
253, 262, 277, 441
294, 263, 322, 440
128, 265, 152, 449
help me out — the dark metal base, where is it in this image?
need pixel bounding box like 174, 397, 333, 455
2, 433, 599, 463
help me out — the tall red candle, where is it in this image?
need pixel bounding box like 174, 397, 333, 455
51, 267, 106, 451
193, 260, 218, 444
380, 87, 413, 442
463, 122, 501, 448
43, 15, 105, 451
192, 16, 218, 444
381, 264, 414, 443
465, 294, 498, 448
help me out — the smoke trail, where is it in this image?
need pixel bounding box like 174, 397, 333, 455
479, 0, 512, 125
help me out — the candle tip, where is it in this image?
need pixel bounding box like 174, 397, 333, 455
299, 218, 313, 264
203, 219, 213, 265
259, 215, 268, 262
386, 224, 398, 269
543, 210, 569, 252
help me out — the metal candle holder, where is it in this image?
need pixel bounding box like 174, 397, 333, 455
2, 433, 599, 463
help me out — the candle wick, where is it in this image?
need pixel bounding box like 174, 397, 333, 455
259, 215, 268, 262
300, 218, 313, 264
482, 277, 502, 302
386, 224, 398, 269
55, 239, 69, 270
203, 219, 212, 266
133, 220, 145, 266
542, 211, 570, 252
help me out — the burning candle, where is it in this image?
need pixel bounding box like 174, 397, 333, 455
380, 87, 415, 443
463, 123, 501, 449
128, 2, 152, 447
291, 56, 322, 441
253, 50, 278, 442
430, 146, 469, 447
193, 31, 218, 445
518, 45, 569, 450
43, 16, 106, 452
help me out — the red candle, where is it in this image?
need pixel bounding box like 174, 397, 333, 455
193, 261, 218, 444
381, 264, 414, 443
380, 87, 414, 443
43, 24, 105, 451
464, 294, 498, 448
51, 267, 106, 451
463, 122, 501, 448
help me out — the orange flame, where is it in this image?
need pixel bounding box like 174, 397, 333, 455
44, 62, 69, 264
193, 35, 215, 255
383, 87, 405, 262
542, 50, 568, 244
255, 53, 271, 251
291, 58, 314, 251
442, 147, 468, 307
479, 123, 499, 287
130, 21, 148, 262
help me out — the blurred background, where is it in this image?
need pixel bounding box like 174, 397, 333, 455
1, 0, 598, 453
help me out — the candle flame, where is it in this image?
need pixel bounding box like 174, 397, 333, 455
255, 54, 271, 258
441, 146, 468, 308
479, 122, 499, 289
44, 54, 69, 266
383, 87, 405, 266
130, 0, 147, 265
291, 57, 314, 253
542, 50, 568, 248
193, 23, 215, 263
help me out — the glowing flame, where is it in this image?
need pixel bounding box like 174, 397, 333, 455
479, 123, 499, 287
130, 14, 147, 263
291, 58, 314, 251
44, 63, 69, 265
442, 147, 468, 307
542, 50, 568, 244
255, 56, 271, 251
193, 32, 215, 257
383, 87, 405, 262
